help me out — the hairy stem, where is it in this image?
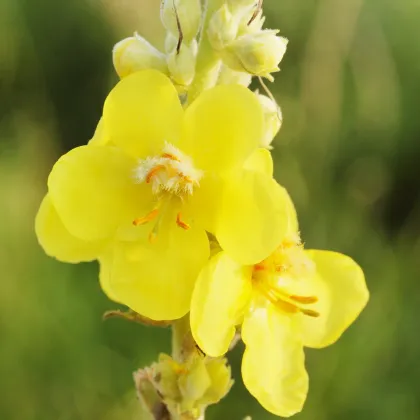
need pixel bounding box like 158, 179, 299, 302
187, 0, 225, 104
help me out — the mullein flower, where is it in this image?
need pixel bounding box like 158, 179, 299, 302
190, 185, 369, 416
36, 69, 292, 320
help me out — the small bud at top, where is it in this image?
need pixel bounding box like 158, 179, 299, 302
161, 0, 202, 43
113, 35, 167, 78
222, 30, 288, 80
256, 93, 282, 148
207, 4, 239, 51
167, 41, 197, 91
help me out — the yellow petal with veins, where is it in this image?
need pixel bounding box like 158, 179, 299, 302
102, 220, 209, 320
242, 303, 309, 417
244, 148, 273, 176
35, 194, 105, 263
103, 70, 183, 158
88, 118, 109, 146
48, 145, 153, 242
216, 171, 291, 265
181, 84, 263, 171
190, 252, 252, 357
299, 250, 369, 348
183, 174, 224, 234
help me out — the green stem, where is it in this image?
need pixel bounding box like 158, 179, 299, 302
172, 314, 200, 364
187, 0, 225, 104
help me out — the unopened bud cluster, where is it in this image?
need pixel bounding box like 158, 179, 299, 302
113, 0, 201, 93
112, 0, 287, 147
208, 2, 288, 81
147, 353, 233, 417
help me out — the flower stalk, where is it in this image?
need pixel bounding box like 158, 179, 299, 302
34, 0, 369, 418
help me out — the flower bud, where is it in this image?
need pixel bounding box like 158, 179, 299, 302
223, 30, 288, 80
161, 0, 201, 43
227, 0, 255, 13
149, 353, 232, 416
217, 65, 252, 87
112, 35, 167, 78
207, 5, 239, 51
238, 10, 265, 35
152, 354, 182, 401
179, 357, 211, 410
167, 41, 197, 90
199, 358, 233, 406
257, 94, 282, 148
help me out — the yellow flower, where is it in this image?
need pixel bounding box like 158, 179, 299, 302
190, 194, 369, 417
36, 70, 292, 320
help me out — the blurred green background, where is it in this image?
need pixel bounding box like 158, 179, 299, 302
1, 0, 419, 419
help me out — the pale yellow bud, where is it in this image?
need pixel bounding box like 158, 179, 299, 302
207, 4, 239, 51
217, 65, 252, 87
179, 358, 211, 408
223, 30, 288, 80
165, 33, 178, 54
167, 41, 197, 89
257, 93, 282, 148
161, 0, 201, 43
238, 10, 266, 35
200, 358, 233, 406
227, 0, 255, 13
112, 35, 167, 78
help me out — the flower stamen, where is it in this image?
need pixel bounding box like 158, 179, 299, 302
133, 208, 160, 226
146, 165, 166, 183
161, 152, 180, 161
176, 212, 190, 230
300, 308, 320, 318
289, 295, 318, 304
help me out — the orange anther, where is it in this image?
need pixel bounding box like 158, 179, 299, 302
133, 208, 160, 226
300, 308, 320, 318
253, 264, 266, 271
176, 212, 190, 230
161, 152, 180, 161
289, 295, 318, 304
275, 264, 288, 273
146, 165, 165, 183
178, 173, 193, 183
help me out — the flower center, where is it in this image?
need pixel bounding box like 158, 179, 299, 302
131, 143, 202, 241
252, 234, 320, 317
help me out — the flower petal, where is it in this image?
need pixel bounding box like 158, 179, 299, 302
243, 148, 273, 176
102, 70, 183, 158
98, 253, 123, 304
242, 303, 309, 417
48, 145, 153, 241
35, 194, 105, 263
216, 171, 291, 265
300, 250, 369, 348
181, 85, 264, 171
88, 118, 110, 146
183, 174, 223, 234
102, 221, 209, 320
190, 252, 252, 357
